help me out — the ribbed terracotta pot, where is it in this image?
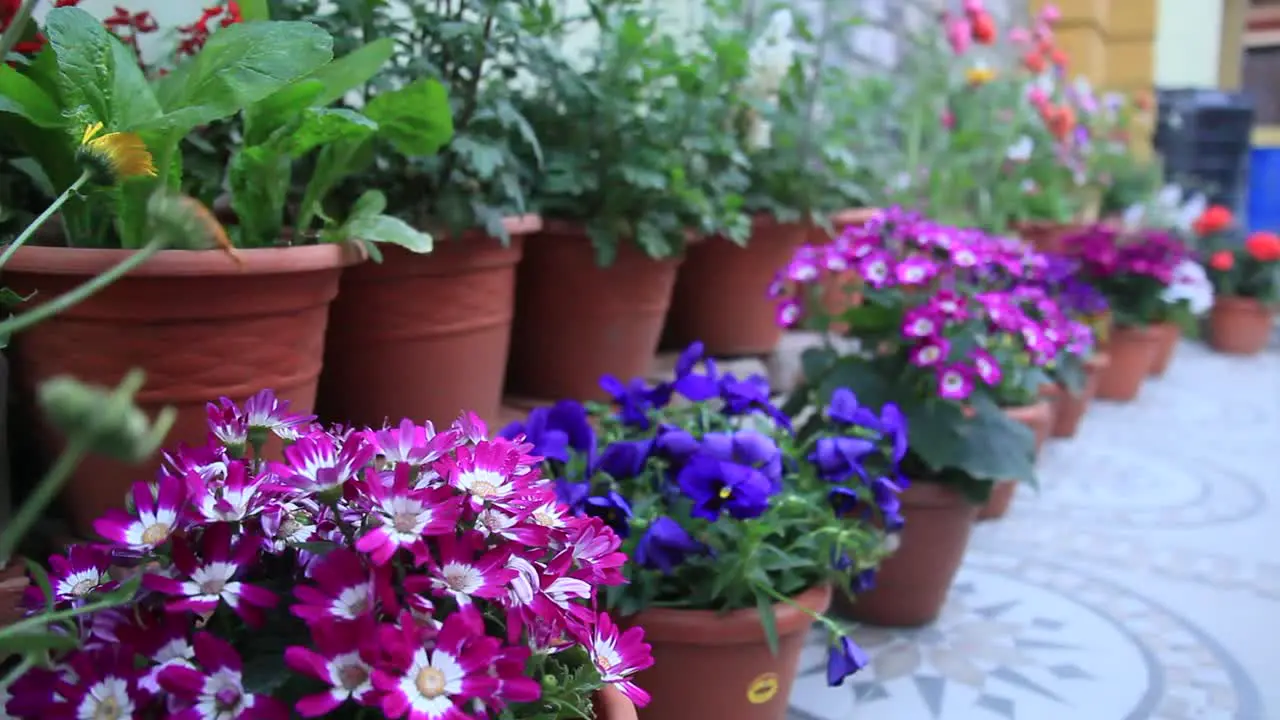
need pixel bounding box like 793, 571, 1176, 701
1051, 352, 1109, 438
318, 216, 537, 430
595, 685, 639, 720
1095, 325, 1159, 402
1148, 322, 1180, 377
837, 482, 977, 627
979, 401, 1053, 521
664, 216, 806, 356
3, 245, 346, 534
506, 222, 683, 402
630, 584, 831, 720
1208, 296, 1273, 356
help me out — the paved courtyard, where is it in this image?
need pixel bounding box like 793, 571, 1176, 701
787, 339, 1280, 720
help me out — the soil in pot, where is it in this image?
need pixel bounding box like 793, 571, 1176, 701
594, 685, 639, 720
836, 482, 977, 627
1208, 297, 1274, 355
629, 584, 831, 720
1052, 353, 1109, 438
1095, 325, 1159, 402
663, 216, 806, 356
317, 217, 537, 430
1148, 322, 1180, 377
4, 245, 346, 535
506, 222, 683, 402
978, 401, 1052, 521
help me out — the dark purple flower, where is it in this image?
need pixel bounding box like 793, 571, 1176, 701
655, 426, 700, 466
810, 436, 878, 482
500, 400, 596, 465
593, 439, 653, 480
676, 455, 774, 521
699, 430, 783, 491
634, 516, 704, 574
828, 486, 860, 515
826, 635, 870, 686
871, 476, 905, 530
555, 479, 591, 512
600, 375, 658, 428
584, 490, 634, 537
826, 388, 880, 427
850, 568, 877, 593
669, 342, 720, 403
876, 403, 909, 465
719, 374, 792, 430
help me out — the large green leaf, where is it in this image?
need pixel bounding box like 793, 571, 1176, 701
44, 7, 161, 131
340, 213, 433, 254
149, 21, 333, 132
0, 65, 63, 128
242, 79, 325, 146
363, 78, 454, 157
305, 38, 395, 109
953, 395, 1036, 485
228, 144, 291, 247
284, 108, 377, 159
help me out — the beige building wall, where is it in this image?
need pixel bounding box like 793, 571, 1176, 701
1155, 0, 1226, 88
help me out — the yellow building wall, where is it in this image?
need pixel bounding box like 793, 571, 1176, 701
1030, 0, 1160, 94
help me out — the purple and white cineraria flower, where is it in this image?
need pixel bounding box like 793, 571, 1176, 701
6, 390, 652, 720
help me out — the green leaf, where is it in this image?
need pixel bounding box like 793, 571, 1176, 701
0, 65, 64, 128
285, 108, 377, 159
24, 559, 54, 612
0, 630, 81, 654
294, 136, 375, 232
293, 541, 338, 554
228, 144, 291, 247
452, 136, 505, 180
348, 190, 387, 219
242, 79, 325, 146
338, 214, 433, 254
238, 0, 271, 21
306, 38, 395, 108
755, 590, 781, 656
364, 78, 454, 156
0, 287, 34, 308
150, 21, 333, 131
44, 7, 161, 131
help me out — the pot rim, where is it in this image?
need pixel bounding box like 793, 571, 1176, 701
1002, 399, 1052, 423
1214, 295, 1272, 311
1110, 324, 1159, 340
628, 584, 832, 646
1085, 351, 1110, 370
434, 213, 543, 241
4, 243, 352, 278
900, 479, 978, 509
828, 207, 879, 225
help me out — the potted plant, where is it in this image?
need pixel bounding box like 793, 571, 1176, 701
1062, 224, 1188, 401
278, 0, 547, 429
500, 341, 895, 720
0, 4, 435, 532
776, 208, 1037, 626
4, 394, 652, 719
1029, 255, 1112, 438
665, 1, 868, 357
1204, 229, 1280, 355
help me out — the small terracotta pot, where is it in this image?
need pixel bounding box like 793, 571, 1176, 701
1148, 322, 1180, 377
1012, 221, 1082, 254
837, 482, 977, 627
4, 245, 347, 534
630, 584, 831, 720
595, 685, 639, 720
807, 209, 878, 329
506, 222, 683, 402
1208, 296, 1274, 356
1095, 325, 1159, 402
978, 401, 1053, 521
318, 216, 538, 429
0, 561, 28, 628
664, 216, 807, 356
1051, 352, 1109, 438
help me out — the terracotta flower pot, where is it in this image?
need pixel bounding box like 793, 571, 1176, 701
3, 245, 346, 534
1095, 325, 1159, 402
318, 216, 538, 429
595, 685, 639, 720
629, 584, 830, 720
978, 401, 1053, 521
1051, 352, 1109, 438
506, 222, 683, 402
1012, 221, 1081, 254
1208, 296, 1274, 356
804, 209, 878, 330
1148, 321, 1180, 377
664, 216, 807, 356
837, 482, 977, 627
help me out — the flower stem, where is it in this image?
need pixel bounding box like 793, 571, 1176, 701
0, 435, 90, 568
0, 0, 39, 63
0, 171, 92, 272
0, 236, 167, 339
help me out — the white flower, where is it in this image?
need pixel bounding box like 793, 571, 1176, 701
1176, 193, 1208, 232
1161, 259, 1214, 315
1122, 204, 1146, 230
747, 9, 795, 97
1006, 135, 1034, 162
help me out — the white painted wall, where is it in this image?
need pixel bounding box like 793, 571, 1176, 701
1155, 0, 1225, 88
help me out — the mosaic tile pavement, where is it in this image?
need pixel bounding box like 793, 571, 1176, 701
786, 340, 1280, 720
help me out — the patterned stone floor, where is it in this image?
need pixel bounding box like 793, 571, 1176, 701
787, 340, 1280, 720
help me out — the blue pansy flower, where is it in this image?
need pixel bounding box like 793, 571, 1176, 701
676, 455, 774, 521
699, 430, 784, 492
826, 635, 870, 686
584, 489, 634, 537
592, 438, 653, 480
810, 436, 878, 482
634, 516, 705, 574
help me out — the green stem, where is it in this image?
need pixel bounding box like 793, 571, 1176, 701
0, 436, 90, 567
0, 237, 167, 339
0, 172, 92, 271
0, 0, 39, 62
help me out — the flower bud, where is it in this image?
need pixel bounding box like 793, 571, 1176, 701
37, 371, 175, 463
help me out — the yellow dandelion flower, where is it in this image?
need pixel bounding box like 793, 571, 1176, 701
76, 122, 157, 184
966, 65, 997, 86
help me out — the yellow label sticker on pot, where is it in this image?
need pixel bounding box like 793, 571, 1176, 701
746, 672, 780, 704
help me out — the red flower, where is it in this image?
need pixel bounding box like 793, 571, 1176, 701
1245, 231, 1280, 262
1050, 48, 1069, 68
1023, 50, 1046, 73
1209, 250, 1235, 271
1193, 205, 1233, 236
970, 12, 996, 44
